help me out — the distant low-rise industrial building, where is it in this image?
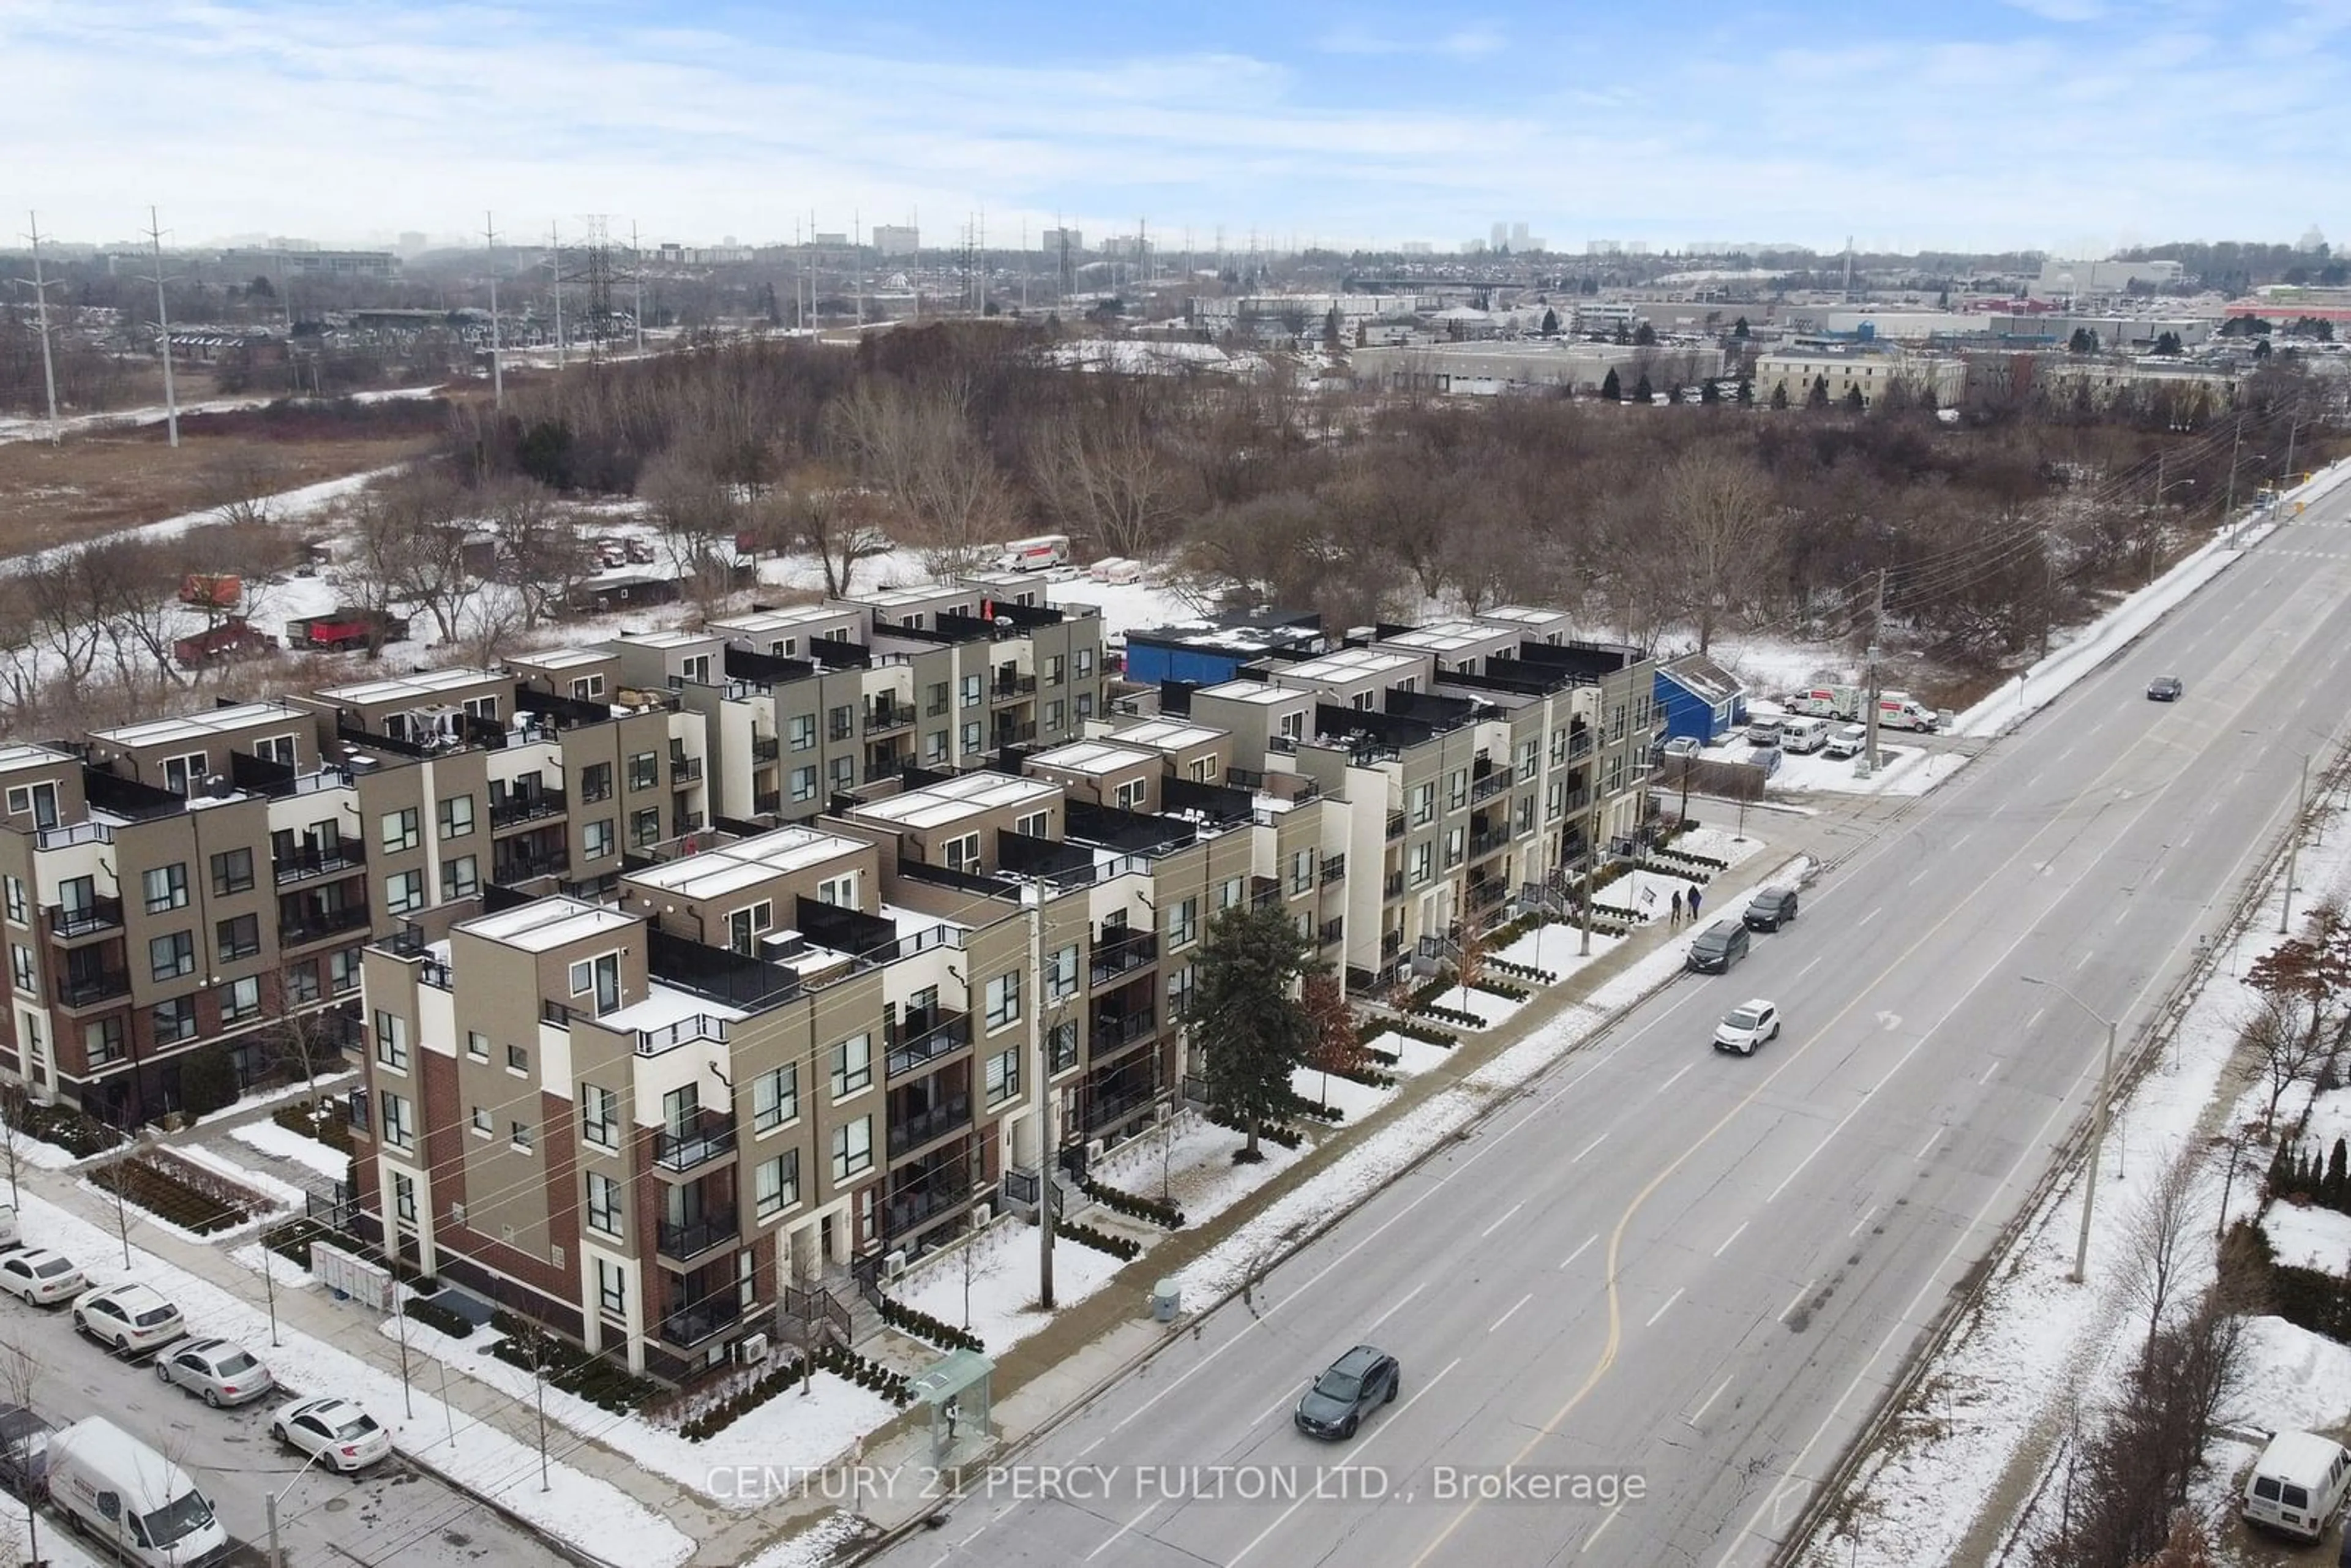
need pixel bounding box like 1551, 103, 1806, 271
1350, 340, 1726, 398
1750, 344, 1966, 408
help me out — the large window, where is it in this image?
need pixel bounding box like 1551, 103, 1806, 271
585, 1172, 623, 1237
1046, 943, 1078, 1003
577, 762, 613, 804
384, 869, 424, 917
1166, 963, 1196, 1019
598, 1259, 626, 1317
440, 855, 479, 902
152, 997, 198, 1045
985, 1049, 1020, 1106
373, 1008, 410, 1071
142, 863, 188, 915
789, 713, 816, 752
1409, 782, 1435, 827
984, 972, 1022, 1032
211, 847, 254, 897
149, 931, 195, 983
380, 1091, 414, 1150
580, 1084, 618, 1149
381, 808, 421, 854
583, 819, 615, 860
215, 914, 260, 963
755, 1152, 800, 1219
830, 1033, 873, 1098
1168, 897, 1199, 949
789, 765, 818, 804
752, 1065, 799, 1132
961, 673, 983, 708
628, 752, 659, 791
438, 795, 475, 840
217, 975, 262, 1025
830, 1116, 872, 1182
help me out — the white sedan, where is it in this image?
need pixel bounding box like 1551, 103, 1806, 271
1713, 1000, 1781, 1056
272, 1397, 392, 1473
0, 1249, 83, 1306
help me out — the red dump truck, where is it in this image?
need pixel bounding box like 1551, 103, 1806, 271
173, 617, 279, 670
286, 609, 410, 653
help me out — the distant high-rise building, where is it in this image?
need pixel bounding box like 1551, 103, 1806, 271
1463, 239, 1489, 255
1587, 239, 1622, 257
1491, 222, 1510, 250
1399, 241, 1434, 256
872, 224, 919, 257
397, 231, 429, 258
1511, 222, 1529, 248
1039, 227, 1084, 256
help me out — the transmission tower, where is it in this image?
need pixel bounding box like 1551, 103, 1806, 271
13, 212, 64, 442
140, 207, 182, 448
580, 215, 615, 352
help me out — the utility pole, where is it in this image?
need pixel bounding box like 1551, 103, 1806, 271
1864, 568, 1886, 773
631, 220, 645, 354
17, 213, 63, 442
549, 222, 565, 372
2282, 413, 2303, 498
2038, 525, 2055, 664
2023, 975, 2117, 1284
143, 208, 181, 448
2282, 754, 2309, 934
483, 212, 504, 413
1027, 880, 1056, 1310
2224, 413, 2246, 545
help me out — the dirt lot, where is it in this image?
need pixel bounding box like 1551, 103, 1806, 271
0, 397, 448, 557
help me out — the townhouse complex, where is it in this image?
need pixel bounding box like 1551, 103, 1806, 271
0, 580, 1655, 1379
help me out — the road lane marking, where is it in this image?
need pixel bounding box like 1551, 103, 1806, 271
1249, 1391, 1295, 1429
2075, 947, 2093, 969
1848, 1205, 1877, 1237
1075, 1435, 1103, 1459
1780, 1280, 1815, 1324
1645, 1288, 1684, 1329
1917, 1126, 1942, 1161
1654, 1061, 1697, 1098
1687, 1373, 1734, 1427
1227, 1359, 1461, 1567
1980, 1057, 2002, 1084
1367, 1280, 1427, 1333
1559, 1234, 1597, 1271
1583, 1503, 1624, 1553
2026, 1007, 2044, 1030
1863, 906, 1883, 926
1491, 1292, 1533, 1334
1573, 1131, 1609, 1163
1949, 830, 1973, 854
1713, 1221, 1749, 1258
1480, 1201, 1526, 1239
1767, 1033, 1931, 1202
1907, 865, 1935, 887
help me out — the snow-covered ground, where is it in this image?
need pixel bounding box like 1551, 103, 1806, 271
229, 1119, 353, 1182
1416, 984, 1524, 1029
893, 1220, 1133, 1355
1367, 1032, 1458, 1078
2260, 1202, 2351, 1275
11, 1187, 696, 1567
1046, 569, 1215, 638
1796, 766, 2351, 1567
1087, 1108, 1311, 1229
1290, 1063, 1398, 1121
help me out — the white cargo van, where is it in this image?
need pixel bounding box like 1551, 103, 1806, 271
48, 1416, 227, 1566
996, 534, 1070, 572
1874, 691, 1940, 732
2243, 1429, 2351, 1541
1780, 716, 1829, 754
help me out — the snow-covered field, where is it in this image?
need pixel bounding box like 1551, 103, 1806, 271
1290, 1063, 1399, 1120
893, 1220, 1133, 1355
2260, 1202, 2351, 1275
1087, 1108, 1311, 1229
1416, 984, 1524, 1029
1367, 1031, 1458, 1078
230, 1119, 353, 1181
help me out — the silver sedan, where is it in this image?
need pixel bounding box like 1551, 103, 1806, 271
154, 1336, 276, 1408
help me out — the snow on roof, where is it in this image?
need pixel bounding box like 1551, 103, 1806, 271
1194, 680, 1301, 707
599, 980, 744, 1034
0, 743, 73, 777
459, 896, 637, 953
610, 629, 717, 651
1030, 740, 1158, 777
710, 606, 852, 635
1380, 621, 1505, 655
1112, 718, 1226, 752
512, 647, 612, 670
1660, 653, 1744, 704
1280, 646, 1424, 684
1477, 604, 1573, 629
627, 823, 866, 899
858, 582, 967, 609
315, 666, 503, 705
94, 700, 313, 748
853, 771, 1059, 830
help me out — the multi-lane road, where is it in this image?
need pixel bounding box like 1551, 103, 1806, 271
871, 493, 2351, 1568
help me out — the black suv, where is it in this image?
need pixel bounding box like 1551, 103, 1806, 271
2147, 676, 2183, 702
1744, 888, 1799, 931
1294, 1345, 1400, 1439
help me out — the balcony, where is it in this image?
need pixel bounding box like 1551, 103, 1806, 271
886, 1012, 972, 1079
492, 848, 571, 884
1321, 855, 1346, 887
279, 904, 371, 948
1382, 869, 1405, 899
658, 1300, 740, 1349
884, 1181, 970, 1239
274, 843, 366, 886
1089, 931, 1158, 986
863, 758, 905, 785
46, 898, 123, 942
653, 1110, 738, 1173
1086, 1078, 1159, 1133
751, 737, 781, 763
636, 1013, 730, 1056
35, 820, 112, 851
58, 970, 130, 1008
1091, 1008, 1157, 1053
1469, 827, 1512, 861
1467, 878, 1509, 911
669, 756, 705, 783
671, 811, 704, 838
991, 673, 1038, 700
752, 790, 782, 816
887, 1095, 971, 1158
657, 1208, 739, 1264
865, 704, 915, 735
1319, 918, 1344, 947
1385, 811, 1407, 841
1380, 929, 1403, 959
490, 790, 566, 830
992, 720, 1038, 747
1471, 767, 1514, 804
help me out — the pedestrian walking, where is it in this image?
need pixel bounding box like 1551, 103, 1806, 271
1688, 887, 1702, 920
1670, 888, 1684, 926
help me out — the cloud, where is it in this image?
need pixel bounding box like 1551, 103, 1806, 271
1315, 24, 1505, 58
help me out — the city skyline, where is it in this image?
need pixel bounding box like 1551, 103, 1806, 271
5, 0, 2347, 255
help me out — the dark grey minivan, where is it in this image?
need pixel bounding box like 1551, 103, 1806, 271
1687, 920, 1750, 974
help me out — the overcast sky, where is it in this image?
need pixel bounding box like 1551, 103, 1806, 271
6, 0, 2342, 255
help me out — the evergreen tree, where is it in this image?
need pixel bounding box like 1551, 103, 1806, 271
1843, 384, 1865, 411
1731, 316, 1750, 339
1599, 367, 1622, 402
1805, 375, 1830, 410
1193, 905, 1321, 1162
1540, 306, 1560, 337
1633, 373, 1655, 403
1767, 381, 1787, 410
1738, 378, 1754, 407
1700, 378, 1720, 405
1632, 321, 1657, 346
2328, 1138, 2347, 1207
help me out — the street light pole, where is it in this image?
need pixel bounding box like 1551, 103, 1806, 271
2282, 753, 2309, 934
2023, 975, 2118, 1283
266, 1436, 338, 1568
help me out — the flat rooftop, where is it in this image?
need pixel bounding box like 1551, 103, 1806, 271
1477, 605, 1572, 629
858, 583, 970, 609
459, 896, 637, 953
511, 647, 612, 671
1112, 718, 1226, 752
1030, 740, 1158, 778
609, 629, 718, 651
1193, 679, 1302, 707
0, 743, 76, 778
1379, 621, 1509, 656
94, 701, 313, 749
315, 667, 503, 706
852, 770, 1060, 830
1279, 647, 1426, 685
628, 824, 867, 901
710, 606, 854, 636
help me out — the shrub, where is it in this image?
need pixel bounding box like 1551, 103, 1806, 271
264, 1217, 328, 1270
6, 1096, 125, 1159
1204, 1105, 1303, 1149
1486, 958, 1556, 985
811, 1342, 911, 1405
271, 1097, 355, 1158
1374, 1020, 1458, 1049
178, 1045, 242, 1120
1469, 979, 1531, 1002
1056, 1220, 1142, 1262
675, 1359, 812, 1441
489, 1311, 662, 1414
1361, 1045, 1401, 1068
877, 1294, 984, 1352
101, 1150, 273, 1235
403, 1294, 474, 1340
1412, 1003, 1485, 1029
1078, 1176, 1185, 1230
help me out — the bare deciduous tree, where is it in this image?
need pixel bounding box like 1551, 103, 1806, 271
826, 378, 1019, 572
1027, 411, 1194, 560
484, 477, 585, 631
1658, 448, 1777, 654
2248, 994, 2329, 1137
2118, 1150, 2208, 1374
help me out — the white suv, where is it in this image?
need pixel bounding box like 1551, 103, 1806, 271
72, 1283, 186, 1354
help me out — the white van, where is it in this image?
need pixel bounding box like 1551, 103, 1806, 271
996, 535, 1071, 572
48, 1417, 227, 1566
2243, 1428, 2351, 1541
1780, 716, 1829, 754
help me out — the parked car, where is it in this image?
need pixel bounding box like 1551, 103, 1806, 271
155, 1336, 276, 1408
272, 1397, 392, 1472
1714, 999, 1782, 1056
0, 1205, 18, 1250
0, 1401, 53, 1500
1745, 888, 1799, 931
1293, 1345, 1401, 1440
1662, 736, 1703, 760
47, 1417, 225, 1567
1686, 920, 1750, 974
2147, 675, 2184, 702
0, 1248, 84, 1306
1824, 723, 1867, 759
72, 1283, 186, 1354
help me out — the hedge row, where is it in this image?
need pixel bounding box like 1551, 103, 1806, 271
1203, 1106, 1303, 1149
811, 1341, 913, 1407
489, 1310, 662, 1414
878, 1294, 984, 1352
1079, 1176, 1185, 1230
1470, 979, 1531, 1003
1485, 957, 1556, 986
403, 1294, 474, 1340
1411, 1003, 1486, 1029
1057, 1220, 1141, 1262
679, 1359, 806, 1441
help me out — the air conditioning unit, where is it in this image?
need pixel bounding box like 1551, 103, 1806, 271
883, 1249, 908, 1280
1153, 1104, 1171, 1126
737, 1332, 770, 1364
1085, 1138, 1105, 1165
970, 1204, 991, 1228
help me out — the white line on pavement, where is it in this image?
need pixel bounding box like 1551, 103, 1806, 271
1780, 1280, 1815, 1324
1480, 1201, 1526, 1239
1687, 1373, 1734, 1428
1559, 1234, 1597, 1271
1646, 1288, 1685, 1329
1367, 1281, 1428, 1334
1713, 1221, 1749, 1258
1574, 1131, 1609, 1163
1584, 1503, 1625, 1553
1491, 1293, 1533, 1334
1654, 1061, 1698, 1098
1917, 1126, 1942, 1161
1848, 1205, 1877, 1238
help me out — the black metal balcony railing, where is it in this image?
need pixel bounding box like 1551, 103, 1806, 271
493, 849, 571, 883
58, 970, 130, 1008
886, 1013, 972, 1079
490, 790, 566, 830
866, 705, 914, 735
273, 843, 365, 885
863, 758, 905, 784
540, 999, 573, 1029
669, 756, 705, 783
658, 1300, 738, 1348
751, 737, 781, 762
654, 1112, 738, 1172
671, 811, 705, 838
1383, 869, 1406, 898
279, 904, 371, 948
1471, 767, 1514, 804
1091, 1008, 1157, 1052
887, 1095, 972, 1158
1385, 811, 1407, 841
992, 720, 1038, 746
1089, 932, 1158, 986
1086, 1081, 1157, 1133
991, 673, 1038, 699
1319, 918, 1344, 947
885, 1182, 967, 1238
1321, 855, 1346, 886
1468, 879, 1510, 910
47, 898, 124, 940
1381, 929, 1404, 958
752, 790, 782, 816
657, 1209, 739, 1262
